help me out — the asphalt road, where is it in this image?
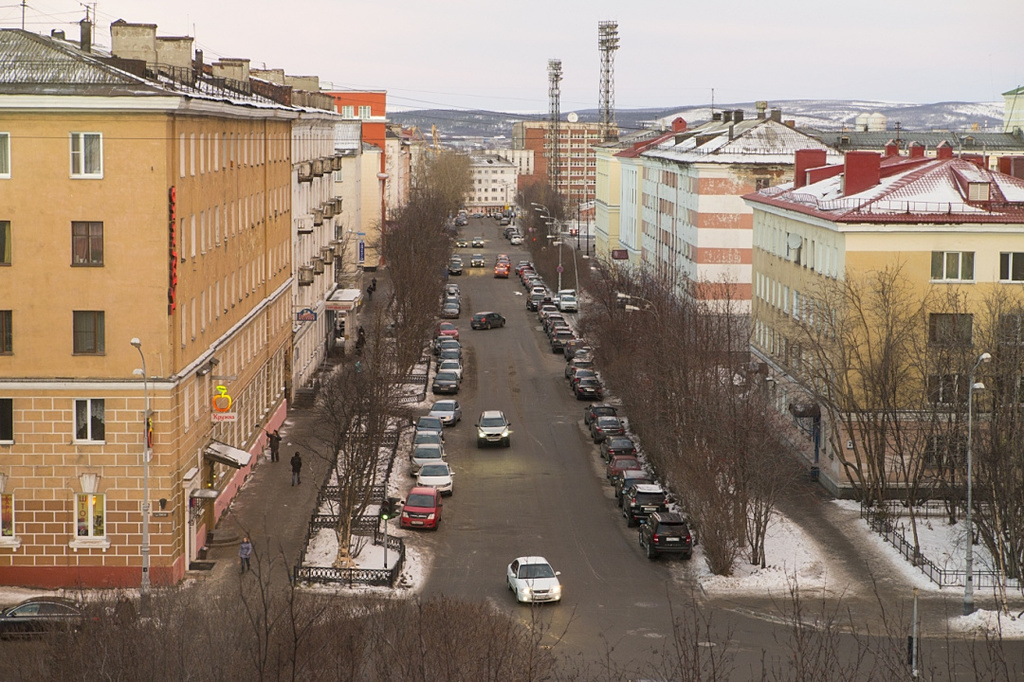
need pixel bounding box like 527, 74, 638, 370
417, 217, 781, 671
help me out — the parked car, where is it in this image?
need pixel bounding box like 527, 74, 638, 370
431, 370, 461, 395
409, 443, 445, 473
470, 253, 486, 267
550, 329, 577, 353
558, 293, 578, 312
437, 322, 459, 341
601, 435, 638, 461
575, 377, 603, 400
563, 339, 593, 360
438, 347, 462, 363
446, 283, 461, 296
507, 556, 562, 604
413, 431, 444, 451
510, 234, 523, 245
515, 261, 533, 275
400, 487, 443, 529
415, 416, 445, 440
584, 403, 617, 426
590, 415, 625, 443
638, 512, 693, 560
622, 483, 669, 527
565, 357, 596, 380
437, 359, 463, 380
416, 462, 454, 496
569, 368, 597, 390
614, 468, 654, 502
448, 258, 463, 276
476, 410, 511, 447
428, 399, 462, 426
471, 311, 506, 330
441, 302, 461, 319
606, 455, 642, 482
0, 597, 88, 638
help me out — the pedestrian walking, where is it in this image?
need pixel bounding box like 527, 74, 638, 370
290, 451, 302, 486
238, 536, 253, 574
266, 429, 281, 462
370, 277, 377, 292
366, 285, 373, 301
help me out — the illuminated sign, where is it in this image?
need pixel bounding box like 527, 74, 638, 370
611, 249, 628, 260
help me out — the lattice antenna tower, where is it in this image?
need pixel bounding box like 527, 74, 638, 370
547, 59, 562, 194
598, 21, 619, 142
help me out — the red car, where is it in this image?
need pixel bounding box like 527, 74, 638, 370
437, 321, 459, 341
400, 486, 443, 530
494, 263, 510, 278
606, 455, 642, 482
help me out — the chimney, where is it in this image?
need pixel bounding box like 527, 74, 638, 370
843, 151, 882, 196
733, 109, 744, 123
936, 141, 954, 159
793, 149, 828, 189
671, 117, 687, 133
51, 29, 65, 40
884, 139, 899, 157
770, 109, 782, 122
908, 141, 925, 158
194, 49, 204, 77
712, 112, 722, 121
722, 110, 732, 123
784, 120, 796, 128
79, 18, 92, 52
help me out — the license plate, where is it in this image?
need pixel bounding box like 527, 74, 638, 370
412, 521, 423, 526
664, 537, 679, 542
642, 507, 657, 512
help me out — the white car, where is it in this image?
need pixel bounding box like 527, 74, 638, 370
507, 556, 562, 603
409, 442, 445, 473
437, 359, 463, 380
428, 399, 462, 426
558, 294, 578, 313
416, 462, 454, 495
510, 234, 523, 245
476, 410, 511, 447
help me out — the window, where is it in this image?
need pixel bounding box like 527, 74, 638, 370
71, 221, 103, 265
0, 311, 9, 354
0, 220, 9, 264
927, 374, 965, 404
74, 398, 105, 441
0, 132, 9, 177
923, 433, 964, 467
0, 398, 11, 440
999, 313, 1024, 345
755, 178, 771, 191
73, 311, 105, 354
1, 492, 13, 538
358, 105, 371, 118
76, 493, 105, 537
1000, 252, 1024, 282
70, 133, 102, 177
930, 251, 974, 281
928, 313, 973, 346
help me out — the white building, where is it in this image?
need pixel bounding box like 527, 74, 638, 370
466, 155, 517, 212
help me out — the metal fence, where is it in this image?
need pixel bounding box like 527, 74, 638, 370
860, 504, 1019, 590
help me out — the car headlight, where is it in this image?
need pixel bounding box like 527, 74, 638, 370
426, 513, 435, 520
521, 585, 532, 596
552, 584, 562, 596
500, 428, 510, 437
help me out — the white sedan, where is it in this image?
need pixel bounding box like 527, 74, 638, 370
507, 556, 562, 603
437, 359, 463, 380
428, 399, 462, 426
416, 462, 454, 495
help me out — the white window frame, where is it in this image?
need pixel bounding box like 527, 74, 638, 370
999, 252, 1024, 282
73, 492, 107, 543
0, 132, 10, 178
358, 105, 371, 119
0, 490, 20, 549
69, 132, 102, 178
931, 251, 974, 281
73, 398, 105, 442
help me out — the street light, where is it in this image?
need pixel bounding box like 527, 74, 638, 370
963, 350, 991, 616
130, 338, 152, 617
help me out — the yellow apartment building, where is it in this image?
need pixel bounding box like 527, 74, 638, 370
0, 25, 301, 587
745, 144, 1024, 496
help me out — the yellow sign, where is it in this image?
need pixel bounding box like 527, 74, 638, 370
212, 385, 233, 413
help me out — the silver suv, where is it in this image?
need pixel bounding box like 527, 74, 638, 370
475, 410, 511, 448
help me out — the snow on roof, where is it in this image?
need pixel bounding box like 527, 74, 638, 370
644, 119, 838, 165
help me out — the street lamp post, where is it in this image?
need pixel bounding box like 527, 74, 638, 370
964, 350, 991, 616
130, 338, 152, 617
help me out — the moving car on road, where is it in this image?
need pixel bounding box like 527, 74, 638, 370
470, 253, 486, 267
471, 311, 506, 330
472, 237, 485, 247
476, 410, 512, 447
507, 556, 562, 604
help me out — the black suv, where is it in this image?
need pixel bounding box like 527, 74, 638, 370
638, 512, 692, 560
622, 483, 669, 527
601, 436, 637, 462
584, 403, 617, 426
471, 311, 506, 330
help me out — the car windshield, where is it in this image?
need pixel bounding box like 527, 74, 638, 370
608, 438, 633, 448
658, 521, 687, 531
613, 458, 640, 469
419, 464, 449, 477
594, 406, 616, 416
439, 361, 460, 371
435, 372, 458, 381
518, 563, 556, 579
433, 401, 456, 412
417, 418, 443, 430
414, 446, 442, 459
406, 494, 436, 507
633, 492, 665, 505
597, 417, 620, 428
439, 350, 460, 359
414, 432, 441, 445
480, 416, 506, 427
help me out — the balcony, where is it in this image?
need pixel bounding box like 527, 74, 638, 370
312, 209, 324, 226
298, 265, 315, 286
297, 162, 313, 183
312, 257, 325, 275
312, 159, 324, 177
320, 245, 335, 264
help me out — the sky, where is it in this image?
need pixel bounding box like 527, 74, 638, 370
5, 0, 1023, 113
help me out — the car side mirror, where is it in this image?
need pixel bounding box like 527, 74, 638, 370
555, 571, 562, 576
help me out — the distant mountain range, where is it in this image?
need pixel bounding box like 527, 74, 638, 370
388, 100, 1006, 147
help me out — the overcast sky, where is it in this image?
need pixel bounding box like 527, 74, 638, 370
7, 0, 1023, 113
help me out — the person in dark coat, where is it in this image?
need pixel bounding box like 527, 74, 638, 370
290, 451, 302, 486
239, 536, 253, 574
266, 429, 281, 462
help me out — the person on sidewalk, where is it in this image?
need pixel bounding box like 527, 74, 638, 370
266, 429, 281, 462
290, 451, 302, 486
239, 536, 253, 574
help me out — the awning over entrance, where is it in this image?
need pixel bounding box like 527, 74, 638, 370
204, 440, 252, 469
325, 288, 363, 312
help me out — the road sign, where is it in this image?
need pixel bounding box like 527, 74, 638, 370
557, 265, 564, 273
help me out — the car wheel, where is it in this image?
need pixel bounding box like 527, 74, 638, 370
645, 538, 656, 560
682, 552, 692, 561
503, 438, 510, 448
626, 514, 636, 528
477, 438, 485, 448
500, 319, 505, 327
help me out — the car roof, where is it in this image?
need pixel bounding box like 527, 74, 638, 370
596, 415, 621, 423
408, 486, 439, 497
512, 556, 551, 565
633, 483, 664, 494
653, 511, 688, 524
431, 400, 458, 408
480, 409, 505, 419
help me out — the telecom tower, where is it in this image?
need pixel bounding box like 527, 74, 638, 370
547, 59, 562, 193
598, 21, 619, 142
